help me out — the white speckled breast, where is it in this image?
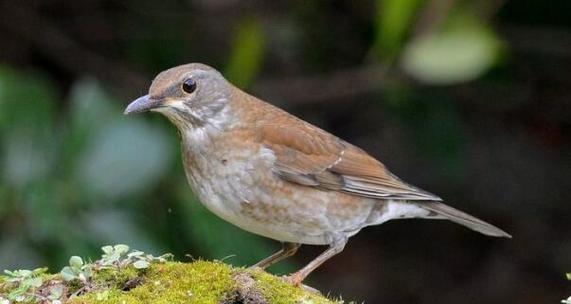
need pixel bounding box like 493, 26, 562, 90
179, 126, 378, 244
179, 124, 435, 245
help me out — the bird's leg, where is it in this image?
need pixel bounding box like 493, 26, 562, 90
251, 242, 301, 269
285, 236, 347, 286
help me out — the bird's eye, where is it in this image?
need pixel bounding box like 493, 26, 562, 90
182, 78, 197, 94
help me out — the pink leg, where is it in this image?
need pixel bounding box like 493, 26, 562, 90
285, 237, 347, 285
252, 242, 301, 269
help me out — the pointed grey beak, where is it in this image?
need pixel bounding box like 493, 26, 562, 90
124, 95, 163, 115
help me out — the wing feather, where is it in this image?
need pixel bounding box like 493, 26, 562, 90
258, 122, 440, 201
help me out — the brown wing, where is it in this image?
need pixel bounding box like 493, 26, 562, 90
258, 122, 441, 201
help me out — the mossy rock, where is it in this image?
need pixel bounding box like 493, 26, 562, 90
3, 261, 343, 304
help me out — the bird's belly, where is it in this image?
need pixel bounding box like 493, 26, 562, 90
196, 183, 374, 245
184, 151, 375, 245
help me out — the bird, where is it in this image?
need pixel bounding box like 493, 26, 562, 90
124, 63, 511, 285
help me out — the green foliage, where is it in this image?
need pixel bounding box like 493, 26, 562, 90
0, 246, 341, 304
402, 12, 502, 84
60, 256, 92, 282
381, 87, 466, 179
225, 18, 266, 88
373, 0, 422, 60
0, 68, 56, 189
71, 80, 173, 199
0, 72, 172, 264
0, 244, 171, 303
99, 244, 173, 269
1, 268, 48, 303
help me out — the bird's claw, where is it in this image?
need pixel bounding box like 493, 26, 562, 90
281, 273, 320, 294
282, 272, 303, 286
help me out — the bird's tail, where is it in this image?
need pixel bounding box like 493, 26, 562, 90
420, 202, 512, 238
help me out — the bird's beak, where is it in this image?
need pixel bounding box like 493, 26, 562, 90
124, 95, 163, 115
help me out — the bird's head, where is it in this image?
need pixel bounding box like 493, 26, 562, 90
124, 63, 232, 130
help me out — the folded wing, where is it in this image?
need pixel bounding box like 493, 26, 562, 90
258, 122, 441, 201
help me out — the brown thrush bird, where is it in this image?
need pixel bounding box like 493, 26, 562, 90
124, 63, 511, 285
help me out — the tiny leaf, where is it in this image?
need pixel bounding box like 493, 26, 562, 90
402, 14, 502, 85
69, 256, 83, 268
101, 246, 114, 255
48, 285, 64, 299
60, 267, 76, 281
114, 244, 130, 255
133, 260, 150, 269
128, 251, 144, 258
29, 277, 43, 288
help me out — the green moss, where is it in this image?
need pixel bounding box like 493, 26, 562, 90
69, 261, 340, 304
250, 269, 338, 304
2, 260, 344, 303
71, 261, 233, 304
92, 266, 140, 289
0, 270, 59, 303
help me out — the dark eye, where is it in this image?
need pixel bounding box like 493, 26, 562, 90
182, 78, 197, 94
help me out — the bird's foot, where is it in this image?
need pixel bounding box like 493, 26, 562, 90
282, 272, 303, 286
282, 273, 320, 294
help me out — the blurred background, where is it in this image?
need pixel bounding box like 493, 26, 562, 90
0, 0, 569, 303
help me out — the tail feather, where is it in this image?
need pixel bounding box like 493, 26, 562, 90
421, 202, 512, 238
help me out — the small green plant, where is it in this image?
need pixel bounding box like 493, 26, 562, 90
98, 244, 173, 269
58, 244, 173, 284
46, 284, 64, 302
1, 244, 172, 303
2, 252, 342, 304
1, 268, 47, 302
60, 256, 93, 282
100, 244, 131, 267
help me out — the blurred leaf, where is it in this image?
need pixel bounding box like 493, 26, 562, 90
0, 67, 55, 131
83, 209, 159, 254
132, 260, 149, 269
21, 182, 69, 240
373, 0, 422, 60
76, 118, 172, 199
0, 237, 42, 270
126, 23, 186, 71
225, 18, 266, 88
402, 16, 502, 85
416, 100, 465, 170
69, 79, 173, 199
69, 256, 84, 268
69, 79, 117, 131
390, 95, 466, 178
0, 184, 8, 217
65, 79, 119, 175
2, 131, 54, 187
0, 67, 56, 187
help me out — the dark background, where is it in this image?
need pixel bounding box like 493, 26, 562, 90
0, 1, 569, 303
